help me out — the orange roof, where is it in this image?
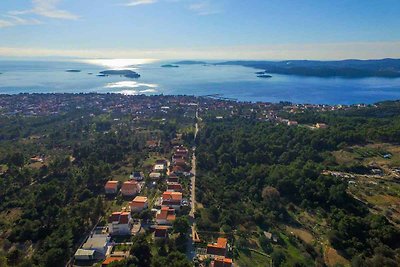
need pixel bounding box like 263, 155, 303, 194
102, 257, 124, 265
130, 196, 148, 208
214, 257, 232, 263
156, 206, 175, 221
208, 238, 228, 249
217, 238, 227, 247
132, 196, 148, 202
105, 181, 118, 189
162, 191, 182, 201
121, 181, 139, 191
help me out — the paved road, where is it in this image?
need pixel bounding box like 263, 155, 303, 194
190, 110, 199, 217
186, 110, 199, 260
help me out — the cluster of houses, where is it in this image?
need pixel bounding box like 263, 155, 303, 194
74, 145, 191, 264
153, 145, 190, 239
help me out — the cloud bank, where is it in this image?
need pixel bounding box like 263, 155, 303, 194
1, 42, 400, 60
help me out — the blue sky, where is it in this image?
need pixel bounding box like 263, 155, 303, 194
0, 0, 400, 59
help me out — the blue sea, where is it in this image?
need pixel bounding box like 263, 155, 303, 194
1, 59, 400, 105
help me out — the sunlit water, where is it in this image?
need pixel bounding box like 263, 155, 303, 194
0, 59, 400, 104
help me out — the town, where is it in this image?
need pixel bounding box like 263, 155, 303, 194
0, 93, 399, 267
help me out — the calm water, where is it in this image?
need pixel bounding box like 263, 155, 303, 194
1, 59, 400, 105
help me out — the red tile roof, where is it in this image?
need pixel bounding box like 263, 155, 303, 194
105, 181, 119, 189
213, 257, 233, 267
108, 212, 130, 224
207, 237, 228, 256
121, 181, 140, 195
119, 212, 130, 224
162, 191, 182, 201
102, 257, 124, 266
167, 182, 182, 191
156, 206, 176, 221
129, 196, 148, 208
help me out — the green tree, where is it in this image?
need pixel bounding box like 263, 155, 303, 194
130, 235, 152, 267
173, 216, 190, 236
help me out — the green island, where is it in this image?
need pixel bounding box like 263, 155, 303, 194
66, 69, 82, 73
0, 94, 399, 267
161, 64, 180, 68
99, 70, 141, 79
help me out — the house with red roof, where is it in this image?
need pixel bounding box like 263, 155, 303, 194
129, 196, 148, 213
167, 182, 183, 192
167, 173, 179, 183
156, 206, 176, 225
207, 238, 228, 257
120, 181, 141, 197
161, 191, 182, 210
108, 212, 131, 235
173, 158, 187, 168
212, 257, 233, 267
154, 226, 169, 239
104, 181, 119, 195
175, 146, 188, 155
171, 165, 184, 174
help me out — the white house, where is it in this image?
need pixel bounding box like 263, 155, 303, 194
108, 212, 132, 235
129, 196, 148, 213
80, 233, 110, 258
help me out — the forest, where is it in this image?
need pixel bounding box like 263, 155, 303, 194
0, 104, 191, 267
0, 95, 400, 266
195, 102, 400, 266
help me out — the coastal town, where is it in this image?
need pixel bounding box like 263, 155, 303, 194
0, 93, 399, 267
0, 93, 369, 120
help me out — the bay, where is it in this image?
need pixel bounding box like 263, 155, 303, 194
0, 59, 400, 105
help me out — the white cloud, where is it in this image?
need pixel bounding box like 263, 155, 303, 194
1, 42, 400, 60
189, 1, 221, 15
9, 0, 78, 20
123, 0, 158, 6
0, 15, 42, 28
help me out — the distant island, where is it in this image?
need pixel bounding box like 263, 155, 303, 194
257, 74, 272, 78
216, 58, 400, 78
66, 69, 81, 73
174, 60, 207, 65
161, 64, 179, 68
99, 70, 140, 79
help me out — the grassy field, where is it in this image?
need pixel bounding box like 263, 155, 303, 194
285, 225, 314, 245
279, 233, 314, 266
236, 249, 272, 267
333, 143, 400, 168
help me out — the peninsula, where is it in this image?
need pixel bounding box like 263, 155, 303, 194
174, 60, 207, 65
216, 58, 400, 78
